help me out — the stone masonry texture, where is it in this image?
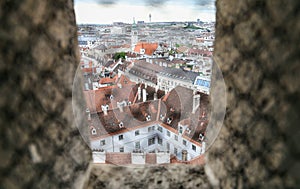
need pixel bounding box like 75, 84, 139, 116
0, 0, 300, 189
0, 1, 91, 189
208, 0, 300, 188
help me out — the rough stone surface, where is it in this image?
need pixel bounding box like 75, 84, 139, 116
208, 0, 300, 188
0, 1, 91, 188
87, 164, 210, 189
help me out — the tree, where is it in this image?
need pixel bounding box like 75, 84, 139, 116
113, 52, 126, 61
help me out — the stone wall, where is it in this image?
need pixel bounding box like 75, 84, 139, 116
0, 1, 91, 188
0, 0, 299, 188
207, 0, 300, 188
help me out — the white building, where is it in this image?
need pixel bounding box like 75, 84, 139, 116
86, 83, 209, 165
157, 68, 199, 92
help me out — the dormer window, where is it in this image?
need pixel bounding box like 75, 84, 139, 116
167, 117, 172, 124
160, 114, 165, 120
110, 95, 114, 100
91, 128, 97, 135
179, 126, 183, 134
186, 128, 191, 134
146, 115, 151, 121
199, 133, 204, 141
119, 122, 124, 128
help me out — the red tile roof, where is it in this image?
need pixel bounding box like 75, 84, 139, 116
134, 42, 158, 55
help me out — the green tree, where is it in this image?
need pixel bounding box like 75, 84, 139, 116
113, 52, 126, 61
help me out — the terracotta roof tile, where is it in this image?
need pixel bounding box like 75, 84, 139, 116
134, 42, 158, 55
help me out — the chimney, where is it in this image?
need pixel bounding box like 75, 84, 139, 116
201, 142, 206, 155
192, 94, 200, 114
142, 89, 147, 102
85, 83, 89, 90
154, 92, 157, 100
86, 108, 91, 121
146, 114, 151, 121
182, 150, 188, 161
167, 117, 172, 124
119, 122, 124, 128
138, 86, 141, 100
117, 101, 124, 112
101, 105, 108, 115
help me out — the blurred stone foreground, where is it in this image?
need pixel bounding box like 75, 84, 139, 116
0, 0, 299, 188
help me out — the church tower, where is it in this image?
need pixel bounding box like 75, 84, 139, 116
131, 17, 138, 52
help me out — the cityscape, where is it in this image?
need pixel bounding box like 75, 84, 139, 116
78, 19, 215, 165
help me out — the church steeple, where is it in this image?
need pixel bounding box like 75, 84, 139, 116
131, 17, 138, 52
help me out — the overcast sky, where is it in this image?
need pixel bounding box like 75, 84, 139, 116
74, 0, 216, 24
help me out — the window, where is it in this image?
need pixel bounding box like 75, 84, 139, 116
158, 126, 163, 132
174, 135, 178, 141
91, 128, 97, 135
174, 147, 177, 155
135, 130, 140, 136
166, 142, 170, 151
167, 130, 170, 137
179, 126, 183, 134
183, 140, 187, 146
119, 135, 123, 140
100, 140, 105, 146
148, 137, 155, 146
192, 145, 196, 151
158, 138, 163, 145
135, 142, 140, 149
152, 126, 155, 130
119, 147, 124, 152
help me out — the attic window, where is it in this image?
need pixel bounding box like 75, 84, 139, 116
146, 115, 151, 121
91, 128, 97, 135
199, 133, 204, 141
167, 118, 172, 124
179, 126, 183, 134
160, 114, 165, 120
100, 140, 105, 146
119, 135, 124, 140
